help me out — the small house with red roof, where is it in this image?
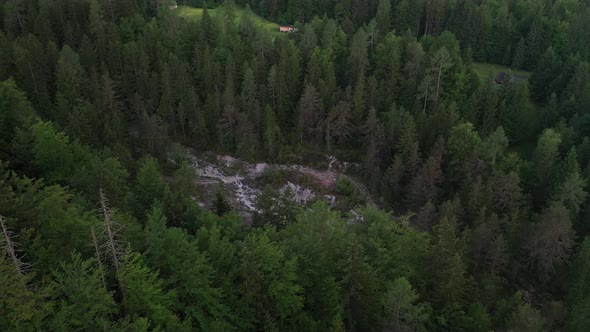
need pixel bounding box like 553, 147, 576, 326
279, 25, 297, 33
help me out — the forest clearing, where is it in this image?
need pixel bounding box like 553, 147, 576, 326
176, 5, 283, 36
472, 62, 531, 84
2, 0, 590, 330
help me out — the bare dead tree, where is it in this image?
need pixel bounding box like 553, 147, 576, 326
0, 216, 30, 275
98, 188, 123, 275
98, 188, 127, 308
91, 225, 108, 292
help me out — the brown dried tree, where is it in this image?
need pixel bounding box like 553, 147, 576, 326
0, 216, 29, 275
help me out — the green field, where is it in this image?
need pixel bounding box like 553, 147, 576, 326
176, 5, 282, 37
472, 62, 531, 83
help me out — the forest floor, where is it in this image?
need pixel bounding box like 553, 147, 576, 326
472, 62, 531, 83
176, 5, 283, 37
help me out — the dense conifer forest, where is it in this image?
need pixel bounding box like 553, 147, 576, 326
2, 0, 590, 330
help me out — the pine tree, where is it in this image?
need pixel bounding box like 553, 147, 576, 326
507, 293, 546, 332
529, 47, 559, 102
375, 0, 391, 34
478, 83, 499, 136
277, 187, 300, 228
352, 71, 366, 125
200, 4, 216, 46
214, 187, 232, 216
3, 0, 28, 36
254, 185, 278, 227
578, 137, 590, 171
98, 71, 125, 145
280, 203, 345, 329
50, 252, 116, 330
71, 155, 129, 207
480, 127, 509, 167
235, 112, 258, 160
361, 108, 384, 177
567, 237, 590, 331
55, 45, 86, 123
493, 172, 523, 214
381, 277, 428, 331
299, 25, 318, 58
533, 129, 562, 204
512, 38, 525, 70
526, 19, 545, 69
430, 217, 473, 330
326, 101, 352, 149
502, 45, 512, 66
567, 62, 590, 115
118, 248, 184, 330
0, 252, 50, 330
263, 104, 282, 160
131, 158, 167, 217
347, 27, 369, 83
526, 201, 575, 278
238, 230, 304, 330
552, 148, 587, 214
447, 122, 481, 185
395, 112, 420, 176
0, 32, 14, 81
143, 207, 231, 330
406, 144, 443, 211
430, 47, 453, 107
297, 84, 322, 144
30, 121, 74, 183
241, 65, 258, 129
0, 216, 50, 330
0, 79, 36, 160
339, 232, 381, 331
13, 34, 54, 112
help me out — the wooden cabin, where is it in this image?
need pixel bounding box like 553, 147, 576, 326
495, 72, 507, 84
279, 25, 296, 33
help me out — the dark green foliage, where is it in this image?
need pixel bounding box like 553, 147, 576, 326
238, 228, 304, 331
567, 237, 590, 331
143, 207, 231, 330
254, 185, 299, 229
1, 0, 590, 330
50, 253, 117, 331
213, 187, 231, 216
381, 277, 429, 331
0, 79, 36, 161
129, 157, 167, 218
507, 293, 546, 332
119, 248, 185, 330
0, 254, 52, 330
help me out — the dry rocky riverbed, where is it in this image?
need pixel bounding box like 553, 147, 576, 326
188, 152, 371, 215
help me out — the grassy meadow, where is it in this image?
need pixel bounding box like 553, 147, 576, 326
471, 62, 531, 83
176, 5, 283, 37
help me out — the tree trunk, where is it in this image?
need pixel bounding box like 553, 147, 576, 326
435, 63, 442, 106
91, 226, 108, 292
423, 80, 430, 113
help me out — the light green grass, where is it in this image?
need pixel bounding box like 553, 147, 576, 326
472, 62, 531, 83
176, 5, 282, 37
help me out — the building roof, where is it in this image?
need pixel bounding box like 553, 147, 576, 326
511, 74, 527, 81
495, 72, 507, 83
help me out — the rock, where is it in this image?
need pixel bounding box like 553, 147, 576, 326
219, 155, 238, 168
253, 163, 268, 175
189, 151, 373, 213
